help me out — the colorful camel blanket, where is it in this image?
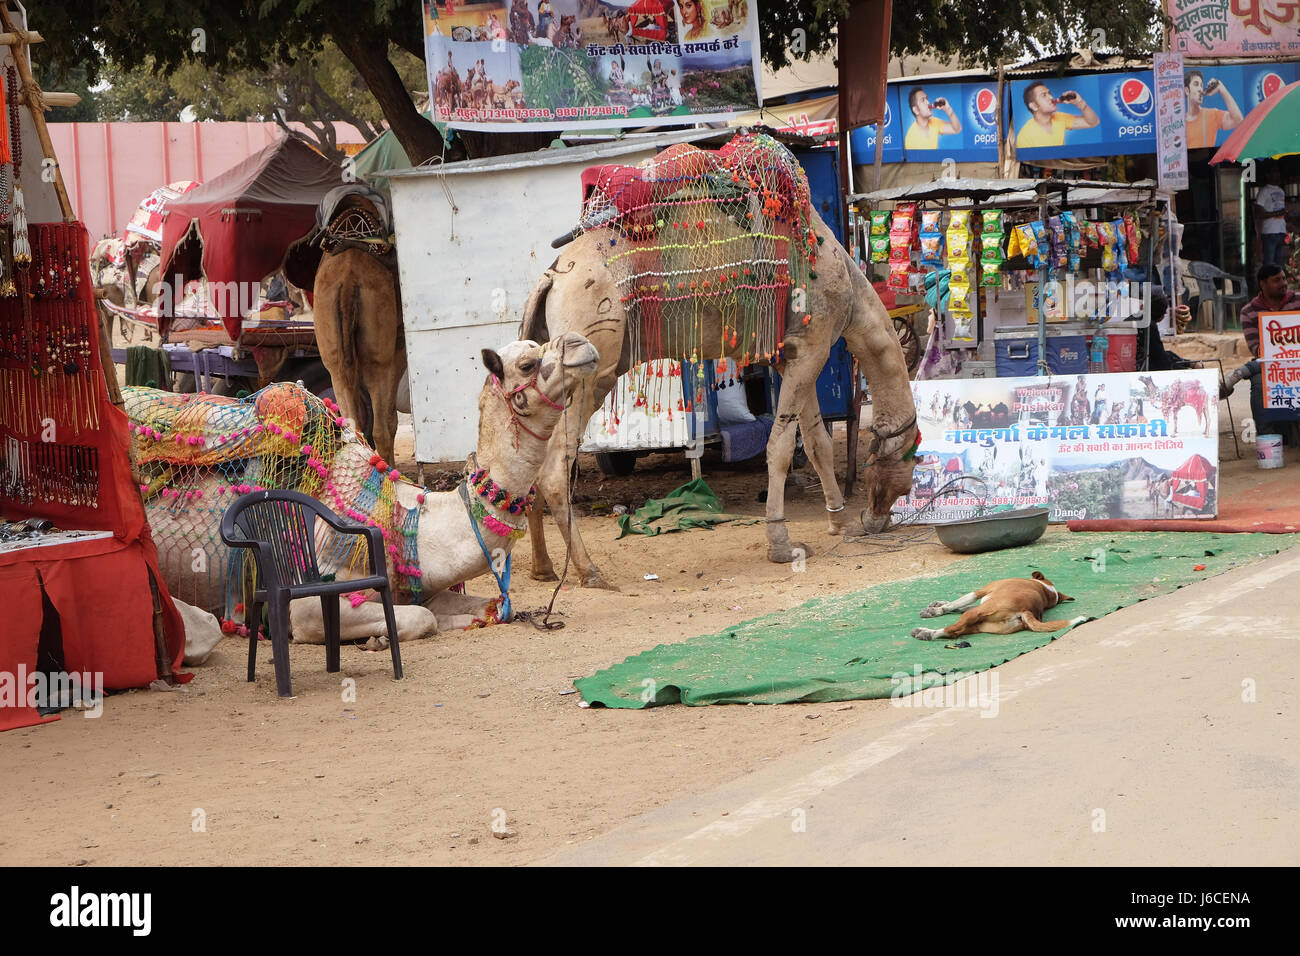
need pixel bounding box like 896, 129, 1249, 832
124, 383, 421, 618
580, 132, 820, 380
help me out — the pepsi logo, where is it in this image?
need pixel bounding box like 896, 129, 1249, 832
969, 87, 998, 131
1114, 77, 1154, 121
882, 101, 892, 129
1256, 72, 1284, 104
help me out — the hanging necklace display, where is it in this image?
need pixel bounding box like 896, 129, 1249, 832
7, 67, 28, 266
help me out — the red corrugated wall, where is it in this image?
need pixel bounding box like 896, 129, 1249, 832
46, 121, 366, 244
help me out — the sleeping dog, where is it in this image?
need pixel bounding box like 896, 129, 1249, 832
911, 571, 1087, 641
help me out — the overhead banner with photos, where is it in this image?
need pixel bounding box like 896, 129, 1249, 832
1172, 61, 1300, 150
423, 0, 763, 132
900, 369, 1220, 523
1259, 310, 1300, 410
1167, 0, 1300, 57
893, 80, 1005, 162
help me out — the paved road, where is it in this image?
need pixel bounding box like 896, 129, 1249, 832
543, 544, 1300, 866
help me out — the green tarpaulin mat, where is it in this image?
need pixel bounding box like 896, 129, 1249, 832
616, 477, 758, 538
576, 533, 1294, 708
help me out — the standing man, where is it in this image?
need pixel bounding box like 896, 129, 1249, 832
1183, 71, 1243, 149
904, 88, 962, 150
1255, 164, 1290, 268
1220, 264, 1300, 431
1016, 82, 1099, 149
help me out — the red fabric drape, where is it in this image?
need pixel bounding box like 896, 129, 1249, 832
0, 223, 186, 732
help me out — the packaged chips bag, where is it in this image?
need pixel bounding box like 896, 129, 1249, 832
870, 235, 890, 262
888, 259, 912, 291
920, 209, 944, 233
920, 233, 945, 267
980, 261, 1002, 287
980, 209, 1003, 236
1124, 215, 1141, 265
869, 210, 891, 235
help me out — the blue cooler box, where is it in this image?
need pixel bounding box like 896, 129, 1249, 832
994, 325, 1088, 377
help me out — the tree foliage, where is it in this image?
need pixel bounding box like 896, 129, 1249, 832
33, 0, 1168, 163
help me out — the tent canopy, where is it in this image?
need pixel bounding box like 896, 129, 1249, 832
1172, 453, 1213, 482
160, 136, 342, 338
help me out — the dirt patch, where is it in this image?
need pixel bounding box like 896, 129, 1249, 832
0, 388, 1266, 866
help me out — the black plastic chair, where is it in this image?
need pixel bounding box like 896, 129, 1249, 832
219, 489, 403, 698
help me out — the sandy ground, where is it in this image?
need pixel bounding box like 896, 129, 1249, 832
0, 349, 1283, 866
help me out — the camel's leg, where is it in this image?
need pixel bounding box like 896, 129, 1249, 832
533, 371, 617, 589
425, 588, 505, 630
764, 361, 819, 563
527, 506, 556, 582
919, 590, 984, 619
794, 385, 850, 534
363, 352, 404, 466
289, 595, 438, 644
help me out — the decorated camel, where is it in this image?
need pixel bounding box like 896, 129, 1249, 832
521, 133, 918, 589
124, 332, 600, 644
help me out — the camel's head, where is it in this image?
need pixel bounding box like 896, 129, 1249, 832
480, 332, 600, 439
858, 419, 920, 532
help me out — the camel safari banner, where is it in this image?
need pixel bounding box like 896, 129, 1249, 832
1258, 310, 1300, 410
423, 0, 763, 132
901, 368, 1220, 523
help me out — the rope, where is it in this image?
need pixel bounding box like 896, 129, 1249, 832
831, 476, 991, 557
530, 336, 576, 631
458, 479, 513, 621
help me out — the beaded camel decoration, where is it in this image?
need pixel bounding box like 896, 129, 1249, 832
126, 333, 600, 643
522, 131, 918, 589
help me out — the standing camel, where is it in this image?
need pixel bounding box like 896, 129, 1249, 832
314, 248, 404, 466
520, 149, 917, 589
311, 186, 406, 465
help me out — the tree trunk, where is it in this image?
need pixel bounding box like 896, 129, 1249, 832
329, 21, 454, 165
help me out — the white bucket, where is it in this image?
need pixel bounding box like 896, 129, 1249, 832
1258, 434, 1284, 469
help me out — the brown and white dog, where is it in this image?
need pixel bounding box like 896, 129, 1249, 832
911, 571, 1087, 641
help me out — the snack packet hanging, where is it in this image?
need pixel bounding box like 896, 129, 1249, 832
949, 261, 971, 287
1124, 215, 1141, 265
888, 259, 912, 291
949, 279, 973, 315
920, 233, 945, 267
869, 210, 891, 235
1006, 225, 1022, 259
951, 312, 976, 343
980, 261, 1002, 287
889, 240, 911, 263
949, 210, 971, 233
870, 235, 890, 262
920, 209, 943, 233
946, 230, 970, 260
980, 209, 1003, 236
980, 232, 1005, 265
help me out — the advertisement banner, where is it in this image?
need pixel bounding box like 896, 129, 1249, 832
1010, 72, 1157, 160
848, 85, 903, 164
1258, 310, 1300, 409
900, 369, 1220, 522
423, 0, 762, 131
894, 80, 1004, 162
1154, 52, 1189, 191
1168, 0, 1300, 57
1176, 61, 1299, 149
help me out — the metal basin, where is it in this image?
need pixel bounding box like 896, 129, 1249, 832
933, 507, 1050, 554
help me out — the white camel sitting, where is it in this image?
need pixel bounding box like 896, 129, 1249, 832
126, 332, 599, 645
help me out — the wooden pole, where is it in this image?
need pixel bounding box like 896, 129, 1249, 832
0, 29, 42, 46
0, 7, 76, 222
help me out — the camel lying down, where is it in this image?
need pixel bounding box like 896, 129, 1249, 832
133, 333, 600, 648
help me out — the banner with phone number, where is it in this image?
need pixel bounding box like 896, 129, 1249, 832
899, 370, 1220, 523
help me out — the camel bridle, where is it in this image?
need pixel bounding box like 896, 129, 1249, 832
864, 413, 919, 464
491, 344, 568, 445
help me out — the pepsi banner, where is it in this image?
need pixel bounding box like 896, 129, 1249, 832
894, 80, 1005, 162
848, 84, 903, 165
1177, 61, 1300, 150
1011, 72, 1157, 160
